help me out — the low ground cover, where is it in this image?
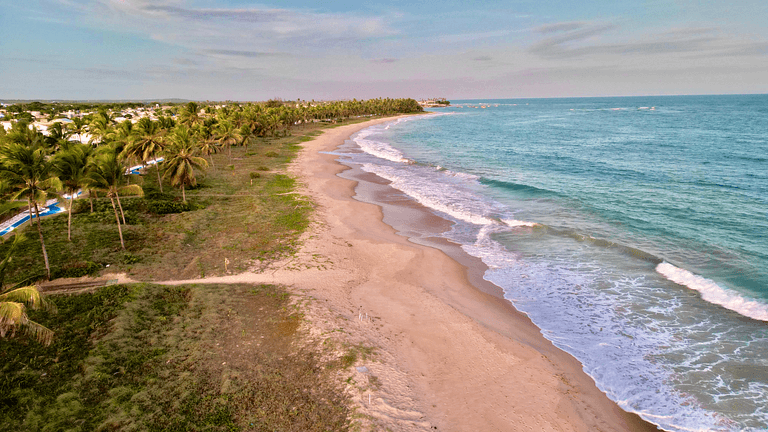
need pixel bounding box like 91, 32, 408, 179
0, 283, 351, 431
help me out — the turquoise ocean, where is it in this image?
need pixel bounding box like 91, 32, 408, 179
339, 95, 768, 431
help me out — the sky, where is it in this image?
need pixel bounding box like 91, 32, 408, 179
1, 0, 767, 101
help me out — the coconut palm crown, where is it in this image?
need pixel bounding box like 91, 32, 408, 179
163, 125, 208, 203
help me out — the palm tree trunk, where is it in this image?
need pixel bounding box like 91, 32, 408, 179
110, 197, 125, 250
182, 185, 186, 204
115, 191, 126, 225
153, 153, 164, 193
67, 191, 74, 241
30, 199, 51, 280
209, 155, 216, 172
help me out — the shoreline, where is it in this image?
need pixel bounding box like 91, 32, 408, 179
162, 116, 660, 431
322, 117, 660, 431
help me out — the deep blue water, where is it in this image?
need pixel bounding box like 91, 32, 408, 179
339, 95, 768, 432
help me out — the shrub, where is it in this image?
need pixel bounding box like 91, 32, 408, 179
265, 151, 279, 158
145, 200, 192, 215
52, 261, 101, 279
121, 253, 141, 264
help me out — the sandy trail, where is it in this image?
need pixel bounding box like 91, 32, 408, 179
157, 117, 658, 432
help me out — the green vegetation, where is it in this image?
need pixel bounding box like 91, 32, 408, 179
0, 283, 351, 431
0, 98, 422, 429
0, 284, 53, 346
1, 98, 422, 283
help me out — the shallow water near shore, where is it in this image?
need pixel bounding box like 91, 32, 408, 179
333, 96, 768, 432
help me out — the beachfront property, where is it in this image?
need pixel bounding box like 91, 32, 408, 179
418, 98, 450, 108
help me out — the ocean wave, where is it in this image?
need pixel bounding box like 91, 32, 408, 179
353, 134, 410, 163
501, 218, 538, 228
480, 178, 559, 198
359, 163, 496, 226
656, 263, 768, 322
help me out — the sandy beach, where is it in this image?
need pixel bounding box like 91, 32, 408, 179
163, 116, 659, 431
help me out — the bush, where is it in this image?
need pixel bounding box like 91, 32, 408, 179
121, 253, 141, 264
145, 200, 192, 215
265, 151, 279, 158
143, 190, 176, 201
52, 261, 101, 279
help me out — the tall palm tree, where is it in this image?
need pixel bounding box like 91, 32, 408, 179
163, 126, 208, 203
121, 117, 166, 192
0, 285, 54, 345
0, 144, 62, 280
198, 134, 220, 172
68, 117, 87, 143
45, 122, 71, 151
88, 110, 113, 146
238, 124, 257, 154
85, 150, 142, 249
52, 144, 92, 241
179, 101, 201, 127
214, 121, 240, 163
106, 119, 134, 156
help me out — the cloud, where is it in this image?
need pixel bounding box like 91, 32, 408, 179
108, 1, 393, 44
140, 5, 286, 23
530, 22, 616, 57
473, 56, 493, 61
371, 58, 399, 64
201, 49, 288, 59
536, 22, 590, 34
438, 29, 515, 44
528, 22, 767, 61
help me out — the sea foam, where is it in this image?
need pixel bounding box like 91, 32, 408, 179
359, 163, 496, 226
656, 262, 768, 322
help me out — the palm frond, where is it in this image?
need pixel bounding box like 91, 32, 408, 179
0, 286, 53, 311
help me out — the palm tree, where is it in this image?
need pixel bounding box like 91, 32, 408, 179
198, 134, 220, 172
3, 121, 47, 149
121, 117, 166, 192
88, 110, 113, 145
85, 150, 142, 249
239, 124, 257, 154
214, 121, 240, 163
45, 122, 71, 151
0, 285, 54, 345
106, 119, 134, 155
0, 144, 62, 280
52, 144, 92, 241
68, 117, 87, 143
163, 126, 208, 203
179, 101, 201, 126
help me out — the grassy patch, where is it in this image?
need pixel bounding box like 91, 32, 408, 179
0, 283, 351, 432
